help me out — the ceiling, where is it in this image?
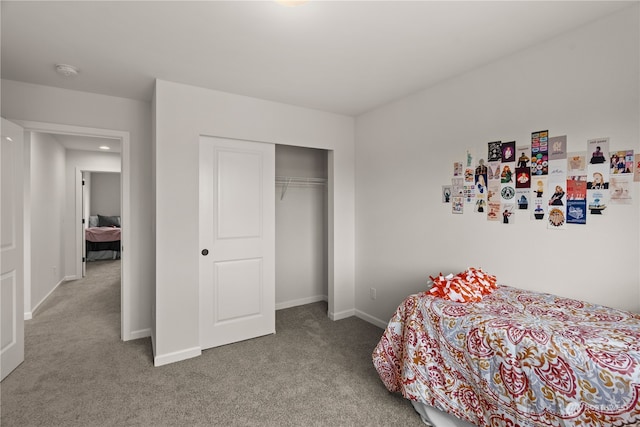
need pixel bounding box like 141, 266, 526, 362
50, 134, 121, 154
1, 1, 634, 117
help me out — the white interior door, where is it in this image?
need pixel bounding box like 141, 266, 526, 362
81, 172, 89, 277
199, 136, 275, 350
1, 118, 25, 381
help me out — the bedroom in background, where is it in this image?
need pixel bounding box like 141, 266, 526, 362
275, 144, 328, 310
24, 130, 122, 325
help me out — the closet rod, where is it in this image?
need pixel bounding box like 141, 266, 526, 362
275, 176, 327, 200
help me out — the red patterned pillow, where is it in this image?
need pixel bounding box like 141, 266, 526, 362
428, 268, 497, 302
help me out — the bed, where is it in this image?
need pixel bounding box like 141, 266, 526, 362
373, 281, 640, 426
85, 215, 121, 261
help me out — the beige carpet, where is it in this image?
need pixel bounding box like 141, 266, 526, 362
0, 260, 423, 426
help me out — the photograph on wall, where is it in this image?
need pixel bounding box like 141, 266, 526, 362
516, 145, 530, 168
566, 200, 587, 224
548, 207, 566, 229
515, 167, 531, 188
488, 141, 502, 162
586, 164, 609, 190
454, 161, 463, 177
587, 137, 609, 165
442, 185, 452, 203
452, 196, 464, 214
487, 161, 501, 182
609, 150, 634, 175
516, 189, 530, 210
548, 135, 567, 160
474, 159, 488, 195
609, 175, 632, 205
568, 151, 586, 173
531, 130, 549, 176
500, 203, 515, 224
487, 201, 501, 222
501, 141, 516, 163
587, 190, 607, 215
475, 196, 486, 213
635, 154, 640, 182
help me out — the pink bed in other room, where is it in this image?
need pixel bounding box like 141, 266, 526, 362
373, 285, 640, 426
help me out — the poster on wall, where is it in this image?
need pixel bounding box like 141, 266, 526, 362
488, 141, 502, 162
568, 151, 586, 174
452, 196, 464, 214
487, 201, 501, 222
475, 159, 488, 196
454, 161, 463, 177
517, 145, 530, 168
442, 185, 452, 203
475, 197, 486, 213
463, 184, 475, 204
515, 167, 531, 189
609, 150, 634, 175
588, 138, 609, 166
635, 154, 640, 182
516, 189, 530, 210
566, 175, 587, 224
501, 141, 516, 163
549, 135, 567, 161
530, 176, 548, 221
531, 130, 549, 176
500, 203, 515, 224
609, 175, 632, 204
548, 207, 566, 229
452, 177, 464, 197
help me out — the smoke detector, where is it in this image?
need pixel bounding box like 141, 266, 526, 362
55, 64, 79, 77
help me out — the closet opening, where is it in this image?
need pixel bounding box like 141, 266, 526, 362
275, 145, 328, 312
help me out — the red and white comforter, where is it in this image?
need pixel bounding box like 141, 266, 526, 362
373, 285, 640, 426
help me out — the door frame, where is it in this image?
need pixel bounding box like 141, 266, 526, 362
14, 120, 132, 341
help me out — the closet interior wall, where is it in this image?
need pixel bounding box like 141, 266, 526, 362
275, 145, 328, 310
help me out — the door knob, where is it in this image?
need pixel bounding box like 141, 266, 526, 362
201, 249, 209, 256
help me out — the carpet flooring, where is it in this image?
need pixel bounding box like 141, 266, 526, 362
1, 260, 423, 426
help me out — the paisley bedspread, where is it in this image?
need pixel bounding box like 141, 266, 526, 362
372, 285, 640, 426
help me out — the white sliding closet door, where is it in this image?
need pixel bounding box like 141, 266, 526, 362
199, 136, 275, 350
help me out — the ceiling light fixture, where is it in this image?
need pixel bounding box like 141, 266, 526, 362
99, 145, 110, 150
5, 136, 13, 142
55, 63, 79, 77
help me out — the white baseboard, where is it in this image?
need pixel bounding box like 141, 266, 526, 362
154, 346, 201, 367
127, 328, 151, 341
276, 295, 327, 311
328, 308, 355, 321
354, 309, 389, 329
28, 276, 66, 319
64, 275, 79, 281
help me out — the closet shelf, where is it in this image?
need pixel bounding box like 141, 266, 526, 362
275, 176, 327, 200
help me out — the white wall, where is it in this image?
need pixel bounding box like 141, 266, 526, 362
1, 79, 153, 339
153, 79, 355, 365
29, 132, 66, 314
90, 172, 121, 217
355, 5, 640, 326
275, 145, 327, 309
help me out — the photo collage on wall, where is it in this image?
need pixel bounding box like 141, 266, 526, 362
442, 130, 637, 229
